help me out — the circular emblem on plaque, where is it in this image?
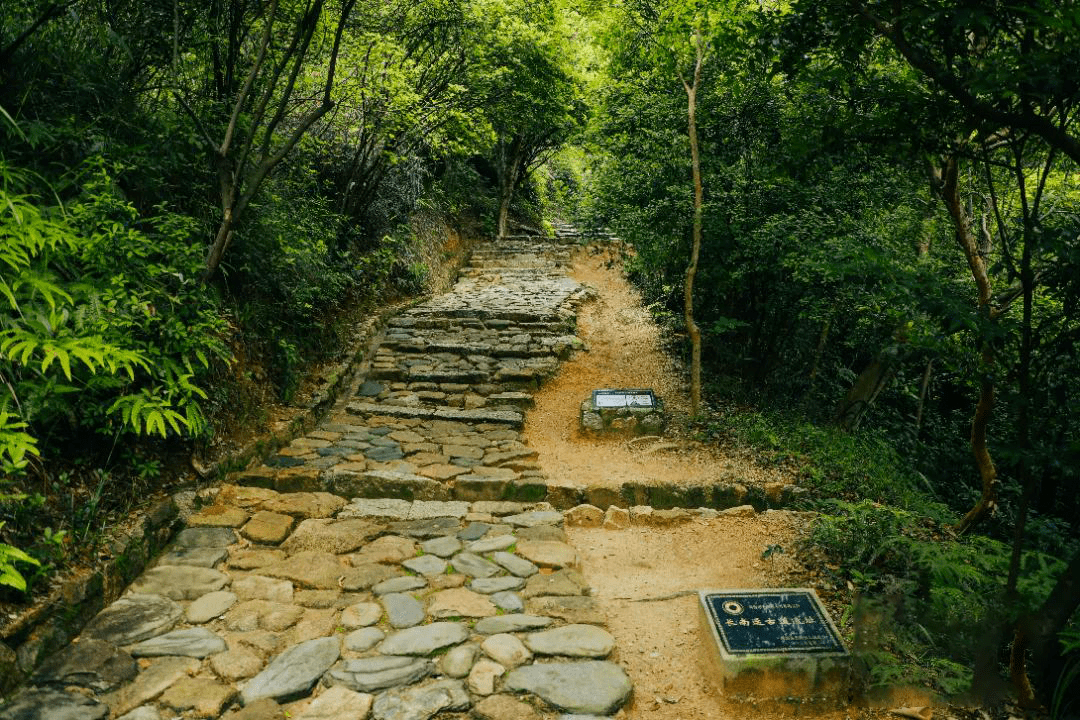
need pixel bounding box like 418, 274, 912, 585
722, 600, 744, 616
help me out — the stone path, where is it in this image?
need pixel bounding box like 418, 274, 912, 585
0, 233, 637, 720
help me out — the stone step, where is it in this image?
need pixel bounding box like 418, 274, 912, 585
346, 402, 524, 428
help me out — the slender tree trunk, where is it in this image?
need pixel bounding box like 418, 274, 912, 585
932, 154, 999, 534
681, 29, 705, 417
835, 344, 901, 432
914, 358, 933, 433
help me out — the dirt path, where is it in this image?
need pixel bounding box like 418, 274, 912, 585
526, 243, 849, 719
522, 244, 787, 492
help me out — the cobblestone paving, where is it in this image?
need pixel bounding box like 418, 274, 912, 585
0, 232, 635, 720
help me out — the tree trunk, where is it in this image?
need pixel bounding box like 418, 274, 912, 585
1011, 551, 1080, 703
932, 154, 999, 535
682, 29, 705, 417
835, 344, 900, 432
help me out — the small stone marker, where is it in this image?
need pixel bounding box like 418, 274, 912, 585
698, 588, 848, 700
591, 389, 657, 408
581, 388, 664, 434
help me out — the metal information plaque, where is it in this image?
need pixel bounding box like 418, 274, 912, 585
591, 388, 656, 408
700, 589, 845, 656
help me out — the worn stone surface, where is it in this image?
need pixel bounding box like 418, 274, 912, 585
602, 506, 630, 530
187, 590, 238, 623
224, 698, 283, 720
129, 627, 227, 658
467, 535, 517, 553
344, 627, 384, 652
101, 657, 200, 717
492, 591, 524, 613
450, 552, 500, 578
340, 601, 382, 628
503, 511, 562, 528
381, 592, 426, 628
468, 658, 505, 695
174, 527, 236, 548
419, 535, 461, 557
370, 679, 470, 720
564, 504, 604, 528
402, 554, 448, 576
128, 565, 230, 600
158, 677, 237, 717
522, 569, 588, 598
281, 519, 384, 555
514, 541, 577, 569
0, 688, 109, 720
83, 594, 183, 645
328, 656, 432, 693
377, 622, 469, 656
296, 686, 374, 720
188, 505, 249, 528
525, 596, 605, 625
373, 576, 427, 595
525, 625, 614, 658
473, 615, 553, 635
351, 535, 416, 564
209, 646, 263, 680
240, 511, 295, 544
233, 575, 294, 603
427, 587, 497, 618
261, 492, 346, 518
504, 661, 632, 715
157, 546, 228, 568
470, 576, 525, 594
261, 551, 353, 589
481, 634, 531, 669
225, 600, 305, 632
438, 643, 477, 679
31, 638, 137, 692
242, 636, 340, 704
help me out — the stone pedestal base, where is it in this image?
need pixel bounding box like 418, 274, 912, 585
580, 395, 664, 435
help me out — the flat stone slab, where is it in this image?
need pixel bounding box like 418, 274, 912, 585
156, 547, 228, 568
327, 656, 433, 693
173, 527, 236, 548
491, 552, 538, 577
242, 636, 340, 704
186, 591, 238, 623
451, 552, 500, 578
0, 688, 109, 720
128, 627, 227, 658
341, 602, 382, 628
262, 492, 346, 518
240, 511, 295, 544
420, 536, 462, 557
514, 541, 578, 569
344, 627, 385, 652
427, 588, 497, 618
408, 501, 471, 519
353, 535, 417, 564
474, 614, 553, 635
503, 511, 562, 528
470, 576, 525, 594
339, 498, 413, 520
467, 535, 517, 553
374, 576, 427, 595
522, 569, 588, 598
504, 661, 632, 715
382, 592, 426, 628
481, 634, 532, 669
84, 594, 183, 645
128, 566, 230, 600
378, 622, 469, 656
281, 519, 384, 555
371, 679, 470, 720
296, 686, 374, 720
31, 638, 137, 693
525, 625, 614, 658
402, 554, 448, 576
101, 657, 200, 717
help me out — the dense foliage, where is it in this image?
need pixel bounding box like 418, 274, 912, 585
580, 0, 1079, 705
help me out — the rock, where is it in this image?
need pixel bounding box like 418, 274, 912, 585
470, 576, 525, 594
457, 522, 491, 541
158, 677, 237, 717
468, 659, 505, 695
514, 541, 578, 569
261, 492, 346, 518
339, 498, 412, 521
525, 625, 614, 658
514, 525, 566, 542
450, 552, 499, 578
31, 638, 137, 692
281, 519, 384, 555
402, 554, 448, 576
261, 551, 367, 590
327, 656, 432, 693
470, 502, 525, 516
438, 644, 477, 678
373, 575, 427, 595
129, 627, 228, 658
503, 511, 562, 528
473, 614, 553, 635
242, 637, 340, 704
233, 576, 294, 603
224, 698, 283, 720
240, 511, 295, 544
370, 679, 470, 720
602, 506, 629, 529
187, 591, 238, 623
341, 602, 382, 628
381, 593, 426, 628
481, 634, 531, 669
218, 484, 279, 508
351, 535, 417, 564
419, 536, 461, 557
228, 549, 287, 570
101, 657, 200, 717
128, 565, 230, 600
156, 547, 228, 568
344, 627, 384, 652
226, 600, 305, 632
294, 590, 341, 608
473, 694, 541, 720
389, 517, 460, 538
188, 505, 249, 528
522, 569, 588, 598
427, 588, 497, 618
377, 622, 469, 656
116, 708, 161, 720
503, 661, 632, 715
174, 527, 237, 548
466, 535, 516, 553
491, 591, 524, 613
83, 593, 183, 645
0, 688, 108, 720
345, 563, 402, 591
719, 504, 756, 517
564, 505, 603, 528
525, 596, 605, 624
210, 646, 263, 680
407, 500, 471, 519
296, 686, 373, 720
490, 552, 537, 577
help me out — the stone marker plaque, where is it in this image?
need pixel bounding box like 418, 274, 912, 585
701, 589, 844, 655
591, 389, 656, 408
698, 588, 848, 701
